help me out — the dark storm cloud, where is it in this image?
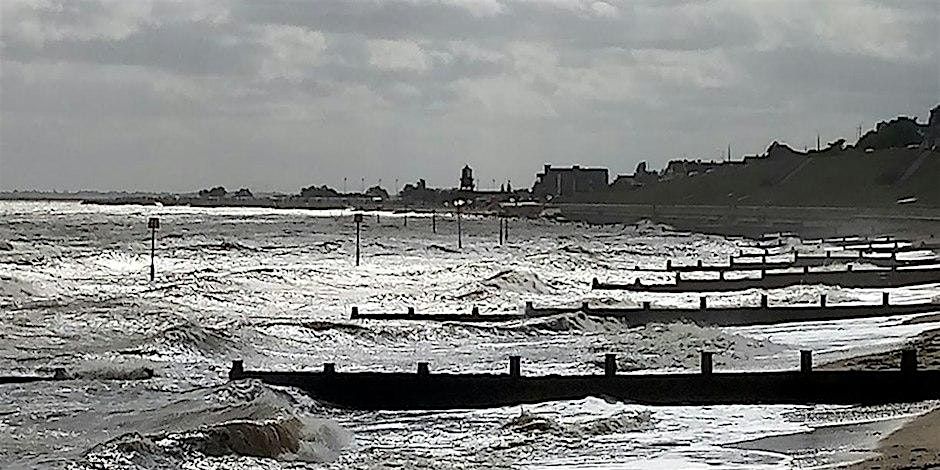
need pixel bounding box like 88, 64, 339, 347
0, 0, 938, 192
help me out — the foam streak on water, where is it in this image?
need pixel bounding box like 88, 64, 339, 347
1, 201, 937, 469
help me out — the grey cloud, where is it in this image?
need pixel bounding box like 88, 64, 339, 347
1, 0, 938, 192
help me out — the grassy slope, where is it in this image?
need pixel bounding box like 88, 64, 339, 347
591, 147, 939, 207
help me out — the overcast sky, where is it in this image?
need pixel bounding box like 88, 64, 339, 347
1, 0, 938, 193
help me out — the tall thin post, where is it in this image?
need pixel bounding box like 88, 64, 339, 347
432, 211, 437, 234
147, 217, 159, 282
504, 217, 509, 242
457, 205, 463, 249
354, 213, 363, 266
499, 216, 504, 245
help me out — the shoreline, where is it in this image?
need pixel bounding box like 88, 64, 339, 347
736, 325, 940, 468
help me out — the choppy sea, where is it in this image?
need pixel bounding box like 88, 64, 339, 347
1, 201, 938, 469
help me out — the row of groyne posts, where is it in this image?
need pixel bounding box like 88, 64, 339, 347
231, 348, 921, 379
143, 211, 514, 275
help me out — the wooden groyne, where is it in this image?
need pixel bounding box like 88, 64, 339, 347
228, 350, 940, 410
651, 253, 936, 273
594, 267, 940, 292
350, 294, 939, 327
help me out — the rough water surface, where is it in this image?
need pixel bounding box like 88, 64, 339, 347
1, 201, 938, 469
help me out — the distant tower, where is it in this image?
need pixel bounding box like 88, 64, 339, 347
460, 165, 475, 191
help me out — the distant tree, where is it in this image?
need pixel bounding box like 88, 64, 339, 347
198, 186, 227, 198
299, 185, 340, 198
365, 185, 390, 199
232, 188, 254, 198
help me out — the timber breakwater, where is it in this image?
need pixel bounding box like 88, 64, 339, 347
593, 266, 940, 292
227, 350, 939, 410
350, 294, 940, 327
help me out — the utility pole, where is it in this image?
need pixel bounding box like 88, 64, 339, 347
817, 133, 820, 151
354, 213, 363, 266
147, 217, 160, 282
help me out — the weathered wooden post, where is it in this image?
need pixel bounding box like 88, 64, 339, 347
581, 301, 590, 313
456, 203, 463, 249
524, 301, 534, 316
642, 301, 651, 310
350, 306, 359, 319
699, 296, 707, 310
323, 363, 336, 374
882, 292, 890, 306
604, 354, 617, 377
901, 349, 917, 373
408, 306, 415, 315
354, 213, 363, 266
432, 211, 437, 233
666, 259, 672, 270
417, 362, 430, 375
471, 306, 480, 316
697, 259, 703, 268
504, 217, 509, 242
376, 213, 380, 224
820, 293, 827, 308
509, 356, 521, 378
800, 350, 812, 373
700, 351, 713, 375
499, 216, 504, 245
760, 294, 768, 308
147, 217, 160, 282
229, 360, 244, 380
403, 214, 407, 227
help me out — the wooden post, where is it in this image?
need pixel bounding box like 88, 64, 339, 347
350, 306, 359, 319
229, 360, 244, 380
403, 214, 407, 227
581, 301, 590, 313
408, 306, 415, 315
417, 362, 430, 375
666, 259, 672, 270
800, 350, 812, 373
700, 351, 713, 375
699, 296, 707, 310
432, 211, 437, 234
323, 363, 336, 374
642, 301, 651, 310
883, 292, 890, 306
457, 205, 462, 249
147, 217, 160, 282
592, 277, 599, 289
820, 293, 827, 308
504, 217, 509, 242
761, 294, 768, 308
901, 349, 917, 373
604, 354, 617, 377
509, 356, 521, 378
499, 217, 504, 245
472, 306, 480, 315
524, 301, 534, 315
354, 213, 363, 266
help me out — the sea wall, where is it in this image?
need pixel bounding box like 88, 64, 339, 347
553, 203, 940, 239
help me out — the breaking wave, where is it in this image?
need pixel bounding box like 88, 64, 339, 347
503, 409, 654, 437
123, 321, 239, 358
480, 269, 555, 295
84, 380, 351, 467
507, 313, 787, 370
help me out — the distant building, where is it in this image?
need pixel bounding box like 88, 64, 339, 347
460, 165, 475, 191
532, 164, 608, 199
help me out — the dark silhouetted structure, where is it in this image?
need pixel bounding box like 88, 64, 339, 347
460, 165, 475, 191
532, 164, 608, 199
